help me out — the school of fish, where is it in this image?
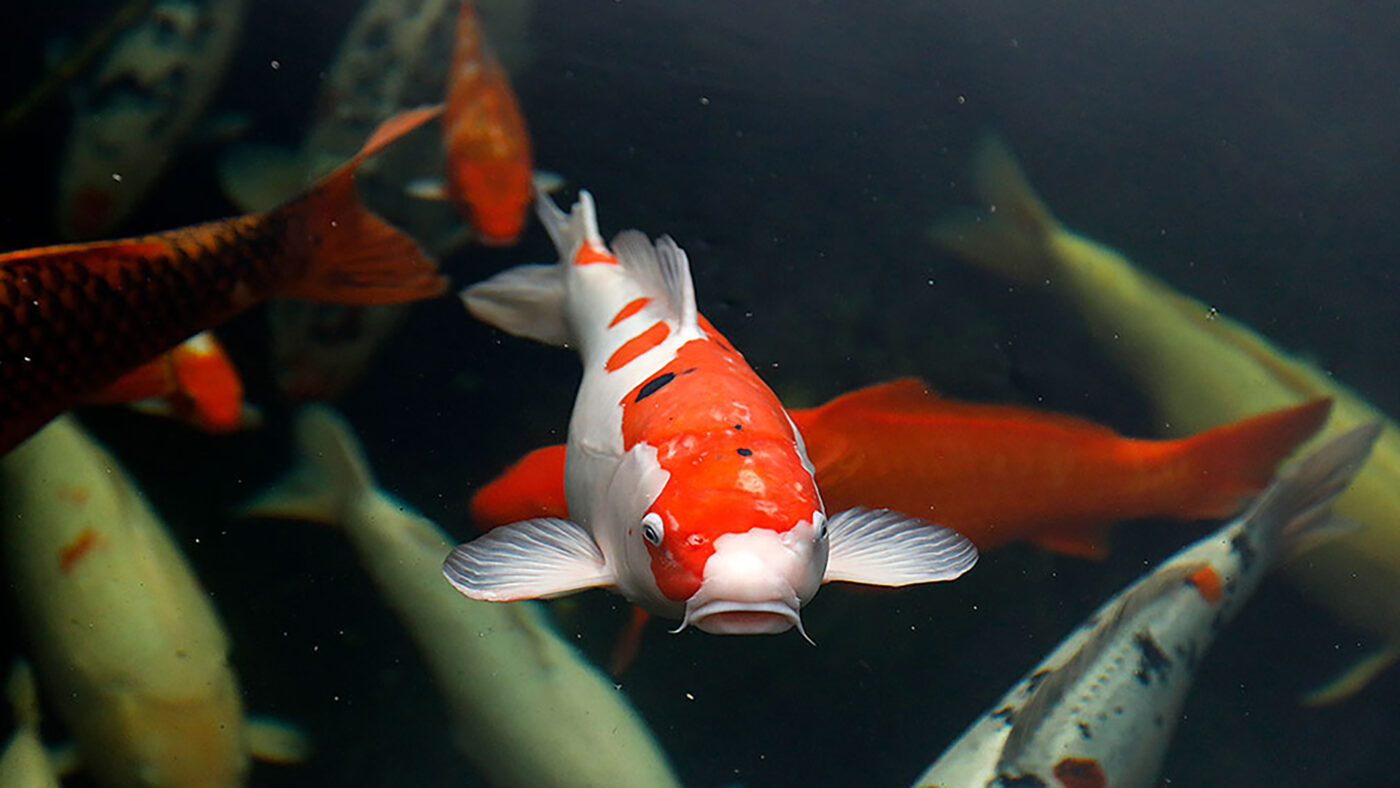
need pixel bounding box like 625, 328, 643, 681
0, 2, 1392, 787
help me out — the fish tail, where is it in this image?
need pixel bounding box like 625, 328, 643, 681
277, 105, 448, 305
1161, 398, 1334, 520
929, 135, 1062, 286
5, 659, 40, 730
238, 405, 375, 526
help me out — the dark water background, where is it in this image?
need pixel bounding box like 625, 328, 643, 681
2, 1, 1399, 785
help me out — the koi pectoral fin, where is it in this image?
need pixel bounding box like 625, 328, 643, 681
442, 518, 614, 601
822, 507, 979, 587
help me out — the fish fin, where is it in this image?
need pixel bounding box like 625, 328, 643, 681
610, 232, 700, 334
1029, 529, 1110, 560
404, 176, 449, 201
1301, 642, 1400, 706
999, 561, 1204, 767
217, 143, 306, 213
460, 263, 570, 345
5, 659, 39, 729
930, 135, 1060, 286
1281, 515, 1363, 563
443, 517, 614, 601
245, 716, 311, 764
533, 169, 566, 194
468, 443, 569, 529
608, 606, 652, 677
1158, 398, 1333, 520
238, 405, 374, 525
1244, 422, 1380, 558
277, 106, 447, 305
535, 188, 606, 262
822, 507, 978, 586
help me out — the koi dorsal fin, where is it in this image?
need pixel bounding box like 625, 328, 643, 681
610, 231, 699, 334
535, 187, 606, 263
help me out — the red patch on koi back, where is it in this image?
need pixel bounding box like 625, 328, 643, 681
57, 486, 91, 506
574, 241, 616, 265
1189, 564, 1224, 604
1053, 757, 1107, 788
608, 297, 652, 328
605, 321, 671, 371
59, 528, 103, 574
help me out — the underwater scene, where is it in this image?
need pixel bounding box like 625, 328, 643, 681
1, 0, 1398, 786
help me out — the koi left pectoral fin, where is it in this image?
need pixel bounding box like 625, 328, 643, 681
442, 517, 615, 601
821, 507, 979, 587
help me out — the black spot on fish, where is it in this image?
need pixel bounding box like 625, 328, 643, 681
733, 423, 743, 430
1026, 669, 1053, 692
995, 773, 1050, 788
635, 372, 675, 402
1132, 631, 1172, 685
1114, 706, 1124, 715
1077, 720, 1092, 739
736, 447, 753, 457
681, 366, 698, 375
1230, 532, 1257, 572
991, 705, 1016, 727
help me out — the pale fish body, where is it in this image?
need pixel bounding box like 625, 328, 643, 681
57, 0, 248, 239
933, 138, 1400, 702
0, 662, 62, 788
0, 417, 305, 787
241, 406, 681, 788
447, 190, 977, 635
914, 425, 1377, 788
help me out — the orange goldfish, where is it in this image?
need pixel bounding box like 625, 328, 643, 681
87, 331, 251, 433
470, 379, 1331, 558
442, 0, 533, 245
0, 106, 446, 456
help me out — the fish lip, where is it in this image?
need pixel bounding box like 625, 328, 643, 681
675, 599, 810, 639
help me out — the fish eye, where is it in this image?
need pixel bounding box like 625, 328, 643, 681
813, 511, 828, 540
641, 512, 664, 546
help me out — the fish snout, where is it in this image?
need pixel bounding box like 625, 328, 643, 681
682, 598, 803, 636
678, 527, 823, 638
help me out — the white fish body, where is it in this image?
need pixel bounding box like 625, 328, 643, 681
241, 406, 681, 788
913, 423, 1379, 788
0, 662, 62, 788
0, 417, 305, 787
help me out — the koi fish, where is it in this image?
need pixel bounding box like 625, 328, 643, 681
57, 0, 249, 239
932, 137, 1400, 702
913, 423, 1378, 788
0, 106, 445, 457
86, 331, 256, 433
241, 406, 681, 788
0, 415, 308, 787
468, 382, 1331, 558
0, 661, 62, 788
440, 0, 533, 245
444, 190, 978, 637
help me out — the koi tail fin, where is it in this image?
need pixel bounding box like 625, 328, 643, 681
238, 405, 375, 527
278, 105, 448, 305
1161, 398, 1334, 520
929, 135, 1062, 286
469, 443, 569, 530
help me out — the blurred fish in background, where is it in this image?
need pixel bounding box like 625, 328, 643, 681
0, 661, 63, 788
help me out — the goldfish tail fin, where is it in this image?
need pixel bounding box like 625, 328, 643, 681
1166, 398, 1334, 520
279, 106, 448, 305
238, 405, 375, 526
930, 135, 1060, 286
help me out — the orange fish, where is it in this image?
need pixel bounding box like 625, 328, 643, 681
0, 106, 446, 456
469, 379, 1331, 558
442, 0, 533, 245
87, 331, 251, 433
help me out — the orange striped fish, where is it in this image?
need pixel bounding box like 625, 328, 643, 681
469, 380, 1331, 559
0, 106, 446, 455
442, 0, 533, 245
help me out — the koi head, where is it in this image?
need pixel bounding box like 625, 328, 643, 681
448, 151, 533, 246
627, 436, 828, 637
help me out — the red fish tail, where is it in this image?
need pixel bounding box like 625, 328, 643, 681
1159, 398, 1333, 519
279, 106, 448, 304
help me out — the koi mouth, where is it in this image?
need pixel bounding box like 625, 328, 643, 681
675, 599, 812, 641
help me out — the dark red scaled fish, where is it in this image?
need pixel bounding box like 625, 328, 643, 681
0, 106, 447, 455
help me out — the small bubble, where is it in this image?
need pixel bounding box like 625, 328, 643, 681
956, 94, 966, 104
699, 96, 710, 105
111, 173, 123, 182
270, 59, 281, 70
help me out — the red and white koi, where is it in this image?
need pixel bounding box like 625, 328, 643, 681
913, 423, 1378, 788
444, 190, 977, 636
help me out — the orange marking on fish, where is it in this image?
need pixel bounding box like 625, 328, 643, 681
605, 321, 670, 372
1189, 564, 1224, 604
608, 297, 652, 328
57, 486, 91, 506
574, 241, 617, 265
59, 528, 103, 574
1053, 757, 1107, 788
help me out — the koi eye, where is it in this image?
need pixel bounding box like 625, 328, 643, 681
641, 512, 664, 546
814, 511, 828, 540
